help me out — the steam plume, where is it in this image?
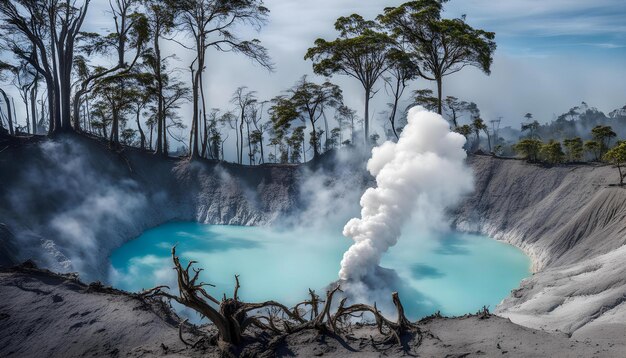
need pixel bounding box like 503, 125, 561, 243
339, 106, 473, 283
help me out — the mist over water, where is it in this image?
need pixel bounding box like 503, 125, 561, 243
108, 107, 518, 321
109, 222, 530, 321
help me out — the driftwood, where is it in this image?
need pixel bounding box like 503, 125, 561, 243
142, 246, 420, 349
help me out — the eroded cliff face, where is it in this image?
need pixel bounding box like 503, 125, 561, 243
0, 135, 303, 280
454, 155, 626, 338
0, 135, 365, 281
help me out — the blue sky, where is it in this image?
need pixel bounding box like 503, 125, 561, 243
452, 0, 626, 57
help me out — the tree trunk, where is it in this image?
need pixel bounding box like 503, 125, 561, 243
163, 115, 168, 155
246, 120, 253, 165
475, 131, 480, 152
149, 123, 154, 151
0, 89, 14, 135
30, 83, 38, 134
154, 30, 164, 156
351, 117, 355, 145
11, 98, 17, 132
189, 62, 201, 159
200, 74, 208, 158
364, 88, 371, 147
239, 114, 245, 165
136, 107, 146, 150
235, 122, 240, 164
110, 106, 120, 146
436, 76, 443, 115
390, 86, 400, 140
485, 130, 492, 152
322, 111, 329, 152
50, 32, 62, 134
60, 56, 73, 132
202, 112, 209, 158
259, 134, 265, 164
102, 117, 108, 139
310, 117, 319, 159
22, 94, 30, 134
451, 108, 458, 128
87, 98, 92, 133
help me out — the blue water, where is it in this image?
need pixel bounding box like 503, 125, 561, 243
109, 222, 530, 319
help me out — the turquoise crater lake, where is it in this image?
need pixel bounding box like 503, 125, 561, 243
109, 222, 530, 319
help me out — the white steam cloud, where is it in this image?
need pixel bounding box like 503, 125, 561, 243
339, 106, 474, 284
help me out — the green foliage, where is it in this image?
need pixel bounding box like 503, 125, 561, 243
411, 89, 438, 112
305, 14, 393, 82
540, 140, 565, 164
584, 140, 601, 161
604, 142, 626, 164
591, 125, 616, 157
305, 14, 394, 141
455, 125, 472, 138
269, 76, 342, 159
121, 128, 138, 146
563, 137, 583, 162
287, 126, 305, 163
329, 127, 341, 149
471, 117, 487, 151
603, 142, 626, 186
513, 138, 542, 162
443, 96, 471, 128
521, 120, 540, 139
269, 96, 299, 130
379, 0, 496, 113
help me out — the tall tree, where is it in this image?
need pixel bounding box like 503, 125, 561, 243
591, 125, 616, 158
176, 0, 272, 159
513, 138, 542, 162
380, 1, 496, 114
443, 96, 469, 128
383, 48, 417, 139
270, 77, 342, 160
0, 0, 90, 133
305, 14, 393, 145
521, 114, 540, 139
563, 137, 583, 162
540, 140, 565, 164
472, 116, 487, 152
249, 100, 269, 164
604, 142, 626, 186
334, 104, 359, 145
73, 0, 149, 136
11, 61, 38, 134
141, 0, 177, 156
0, 62, 14, 135
90, 72, 141, 145
231, 87, 257, 164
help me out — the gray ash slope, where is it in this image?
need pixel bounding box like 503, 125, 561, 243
454, 155, 626, 339
2, 263, 622, 358
1, 134, 626, 354
0, 134, 367, 280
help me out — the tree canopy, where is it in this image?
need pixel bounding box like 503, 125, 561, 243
604, 142, 626, 186
305, 14, 394, 145
379, 0, 496, 114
